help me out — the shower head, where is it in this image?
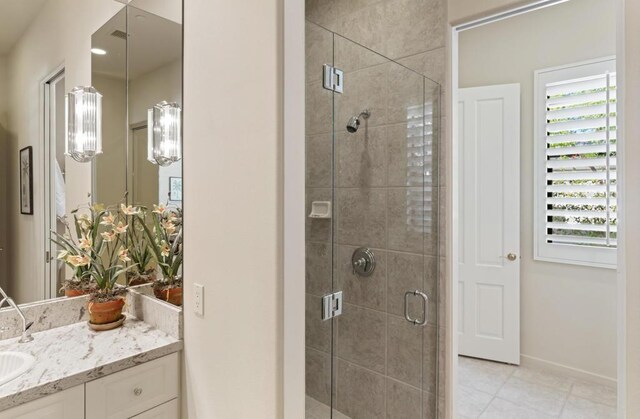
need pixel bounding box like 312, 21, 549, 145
346, 109, 371, 133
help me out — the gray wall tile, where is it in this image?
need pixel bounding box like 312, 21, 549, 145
307, 242, 333, 297
337, 359, 386, 419
337, 245, 387, 311
386, 378, 422, 419
307, 347, 332, 405
337, 188, 386, 248
337, 303, 386, 373
387, 315, 423, 387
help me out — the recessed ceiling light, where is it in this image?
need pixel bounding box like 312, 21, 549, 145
91, 48, 107, 55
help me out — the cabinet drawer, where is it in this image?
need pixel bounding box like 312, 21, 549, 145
0, 385, 84, 419
86, 353, 179, 419
130, 399, 179, 419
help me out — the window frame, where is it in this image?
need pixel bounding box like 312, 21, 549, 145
533, 56, 617, 269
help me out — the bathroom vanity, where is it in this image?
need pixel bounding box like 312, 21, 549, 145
0, 287, 183, 418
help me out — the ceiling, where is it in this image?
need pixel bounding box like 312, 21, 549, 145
92, 5, 181, 80
0, 0, 47, 55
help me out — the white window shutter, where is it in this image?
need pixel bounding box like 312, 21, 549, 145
544, 72, 617, 248
534, 57, 617, 268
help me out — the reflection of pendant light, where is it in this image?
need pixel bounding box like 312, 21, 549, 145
65, 86, 102, 163
147, 101, 182, 166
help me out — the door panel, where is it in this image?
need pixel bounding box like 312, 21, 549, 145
44, 70, 66, 299
304, 21, 440, 419
458, 84, 520, 365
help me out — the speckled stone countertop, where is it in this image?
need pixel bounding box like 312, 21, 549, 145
0, 317, 182, 411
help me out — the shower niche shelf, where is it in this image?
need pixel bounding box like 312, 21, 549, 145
308, 201, 331, 219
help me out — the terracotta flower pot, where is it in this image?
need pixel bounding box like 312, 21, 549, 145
127, 270, 157, 286
65, 289, 88, 298
154, 287, 183, 306
88, 298, 125, 325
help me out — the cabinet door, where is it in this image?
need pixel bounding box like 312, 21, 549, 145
130, 399, 179, 419
86, 353, 179, 419
0, 385, 84, 419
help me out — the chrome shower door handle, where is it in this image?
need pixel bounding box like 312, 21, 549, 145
404, 290, 429, 326
404, 291, 415, 324
414, 290, 429, 327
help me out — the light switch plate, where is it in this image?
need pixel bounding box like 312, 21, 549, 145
194, 283, 204, 316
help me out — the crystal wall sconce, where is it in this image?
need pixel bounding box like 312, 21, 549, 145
147, 101, 182, 166
65, 86, 102, 163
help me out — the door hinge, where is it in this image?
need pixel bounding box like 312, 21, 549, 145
322, 291, 343, 320
45, 251, 51, 264
323, 64, 344, 93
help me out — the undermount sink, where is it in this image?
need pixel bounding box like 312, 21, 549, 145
0, 352, 35, 387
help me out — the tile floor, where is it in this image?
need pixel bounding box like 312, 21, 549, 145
306, 356, 617, 419
458, 356, 617, 419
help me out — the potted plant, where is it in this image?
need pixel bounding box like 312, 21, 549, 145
53, 213, 96, 297
52, 203, 137, 329
139, 204, 183, 306
125, 209, 156, 286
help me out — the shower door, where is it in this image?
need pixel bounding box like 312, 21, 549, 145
305, 21, 440, 419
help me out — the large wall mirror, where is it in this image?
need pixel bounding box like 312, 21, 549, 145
0, 0, 183, 306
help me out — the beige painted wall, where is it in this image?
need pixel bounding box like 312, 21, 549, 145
0, 55, 9, 291
128, 59, 182, 206
93, 74, 127, 206
621, 0, 640, 415
459, 0, 617, 379
5, 0, 124, 303
182, 0, 282, 417
448, 0, 530, 24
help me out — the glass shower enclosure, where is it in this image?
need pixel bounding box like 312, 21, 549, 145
305, 21, 441, 419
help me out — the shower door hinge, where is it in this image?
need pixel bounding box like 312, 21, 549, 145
322, 291, 343, 320
323, 64, 344, 93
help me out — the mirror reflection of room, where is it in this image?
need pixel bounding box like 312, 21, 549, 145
0, 0, 183, 306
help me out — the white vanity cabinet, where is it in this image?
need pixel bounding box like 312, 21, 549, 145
86, 353, 179, 419
0, 386, 84, 419
0, 353, 179, 419
129, 400, 179, 418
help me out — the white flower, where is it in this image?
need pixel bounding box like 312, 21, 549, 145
101, 230, 117, 242
56, 250, 69, 260
153, 204, 167, 215
161, 220, 176, 235
120, 204, 139, 215
79, 234, 93, 250
114, 221, 128, 234
160, 241, 170, 258
100, 212, 115, 226
78, 214, 92, 230
67, 254, 90, 267
118, 247, 131, 263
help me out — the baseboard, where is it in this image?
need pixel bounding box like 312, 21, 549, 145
520, 354, 617, 388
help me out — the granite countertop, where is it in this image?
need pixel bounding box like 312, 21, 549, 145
0, 317, 182, 411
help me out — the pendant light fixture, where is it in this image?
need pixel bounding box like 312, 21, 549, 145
65, 86, 103, 163
147, 101, 182, 166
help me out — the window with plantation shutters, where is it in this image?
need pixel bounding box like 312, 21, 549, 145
534, 57, 617, 268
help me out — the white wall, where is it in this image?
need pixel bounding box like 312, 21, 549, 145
459, 0, 617, 379
182, 0, 283, 417
6, 0, 124, 303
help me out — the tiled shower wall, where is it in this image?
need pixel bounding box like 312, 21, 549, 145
305, 0, 448, 416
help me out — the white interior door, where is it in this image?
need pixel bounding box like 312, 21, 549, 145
458, 84, 521, 364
